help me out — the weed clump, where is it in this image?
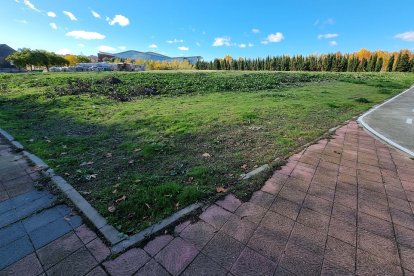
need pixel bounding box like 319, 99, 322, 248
355, 97, 371, 103
46, 76, 158, 101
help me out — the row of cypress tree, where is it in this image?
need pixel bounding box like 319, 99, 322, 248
195, 50, 414, 72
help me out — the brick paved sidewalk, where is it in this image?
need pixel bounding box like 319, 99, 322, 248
1, 121, 414, 275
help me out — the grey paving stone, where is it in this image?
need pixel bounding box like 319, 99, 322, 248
0, 210, 18, 229
0, 236, 34, 270
66, 214, 82, 229
29, 218, 72, 249
0, 222, 26, 248
0, 200, 14, 216
15, 194, 55, 219
10, 190, 50, 207
22, 207, 62, 232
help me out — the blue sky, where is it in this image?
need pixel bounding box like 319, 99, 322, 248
1, 0, 414, 60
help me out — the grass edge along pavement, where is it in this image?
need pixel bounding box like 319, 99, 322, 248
1, 71, 414, 236
0, 127, 205, 253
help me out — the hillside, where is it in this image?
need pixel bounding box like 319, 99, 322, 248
0, 44, 15, 68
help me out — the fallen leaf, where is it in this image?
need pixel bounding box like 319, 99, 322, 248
62, 145, 67, 149
64, 172, 70, 176
108, 205, 116, 213
86, 174, 97, 181
175, 202, 180, 208
216, 186, 228, 193
128, 160, 134, 164
112, 189, 118, 194
145, 203, 151, 209
115, 195, 127, 203
46, 139, 51, 143
61, 152, 67, 155
240, 164, 248, 170
202, 152, 211, 158
186, 177, 194, 184
106, 153, 112, 158
133, 148, 141, 152
29, 139, 34, 142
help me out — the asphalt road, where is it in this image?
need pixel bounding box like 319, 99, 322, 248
360, 86, 414, 156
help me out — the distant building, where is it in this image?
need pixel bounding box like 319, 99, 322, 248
97, 50, 202, 65
0, 44, 16, 68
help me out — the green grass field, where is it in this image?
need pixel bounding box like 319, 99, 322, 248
1, 71, 413, 234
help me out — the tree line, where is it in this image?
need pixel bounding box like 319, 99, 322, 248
6, 48, 91, 71
196, 49, 414, 72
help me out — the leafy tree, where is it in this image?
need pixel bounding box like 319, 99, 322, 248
6, 48, 68, 71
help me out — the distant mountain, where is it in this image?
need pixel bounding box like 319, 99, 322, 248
0, 44, 16, 68
98, 50, 202, 65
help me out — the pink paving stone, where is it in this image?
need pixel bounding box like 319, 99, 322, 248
199, 204, 232, 229
46, 247, 98, 276
235, 202, 267, 225
135, 259, 169, 276
75, 224, 98, 244
1, 253, 44, 276
230, 246, 277, 275
36, 232, 84, 269
144, 235, 174, 256
215, 194, 242, 212
86, 238, 110, 262
155, 237, 199, 275
103, 248, 150, 276
86, 266, 108, 276
180, 221, 216, 250
174, 220, 191, 234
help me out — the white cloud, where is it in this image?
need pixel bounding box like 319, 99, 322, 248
78, 43, 85, 48
23, 0, 40, 12
63, 11, 77, 21
248, 43, 254, 47
178, 46, 189, 51
118, 46, 126, 50
318, 33, 338, 39
56, 49, 71, 55
49, 23, 57, 30
196, 42, 201, 47
167, 38, 184, 44
261, 32, 284, 44
238, 44, 247, 48
108, 15, 129, 26
149, 44, 158, 49
91, 10, 100, 18
252, 28, 260, 34
213, 37, 232, 47
47, 11, 56, 18
14, 19, 28, 24
314, 18, 335, 28
329, 40, 338, 46
66, 30, 105, 40
395, 31, 414, 42
96, 45, 116, 52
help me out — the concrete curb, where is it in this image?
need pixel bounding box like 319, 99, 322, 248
0, 127, 203, 254
358, 85, 414, 157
